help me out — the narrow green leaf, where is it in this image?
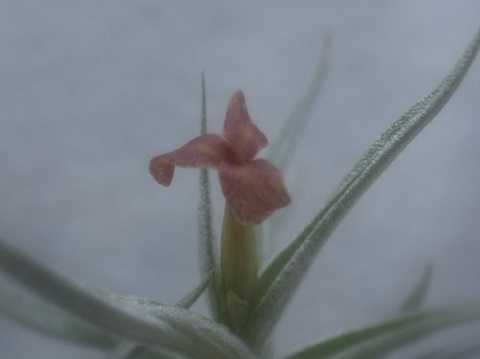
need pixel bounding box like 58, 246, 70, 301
284, 312, 428, 359
106, 344, 152, 359
247, 28, 480, 348
106, 342, 189, 359
0, 238, 257, 359
267, 33, 332, 172
175, 270, 212, 309
336, 324, 435, 359
262, 34, 332, 259
198, 72, 222, 320
400, 263, 434, 312
118, 86, 218, 359
283, 303, 480, 359
414, 344, 480, 359
107, 343, 153, 359
0, 279, 115, 348
337, 309, 480, 359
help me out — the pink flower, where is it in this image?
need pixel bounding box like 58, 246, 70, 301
149, 91, 290, 224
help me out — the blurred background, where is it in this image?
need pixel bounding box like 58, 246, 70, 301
0, 1, 479, 358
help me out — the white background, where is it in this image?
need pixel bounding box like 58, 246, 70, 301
0, 1, 479, 358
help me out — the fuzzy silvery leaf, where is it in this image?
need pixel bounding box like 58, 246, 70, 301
197, 72, 222, 320
0, 277, 115, 348
0, 238, 257, 359
283, 303, 480, 359
0, 250, 210, 356
246, 28, 480, 348
100, 290, 256, 359
115, 271, 213, 359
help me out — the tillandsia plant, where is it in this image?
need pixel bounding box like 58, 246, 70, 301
149, 89, 290, 334
1, 28, 480, 359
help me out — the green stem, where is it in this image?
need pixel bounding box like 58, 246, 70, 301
221, 205, 259, 332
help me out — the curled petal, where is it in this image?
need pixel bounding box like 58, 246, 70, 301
150, 134, 236, 186
150, 157, 175, 186
224, 91, 268, 162
219, 159, 290, 224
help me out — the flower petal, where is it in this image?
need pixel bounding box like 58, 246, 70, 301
219, 159, 290, 224
224, 91, 268, 162
150, 134, 236, 186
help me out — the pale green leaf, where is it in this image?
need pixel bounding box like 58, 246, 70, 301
106, 344, 151, 359
338, 260, 434, 359
267, 33, 332, 172
0, 278, 115, 348
246, 28, 480, 348
414, 344, 480, 359
0, 238, 257, 359
283, 303, 480, 359
284, 312, 428, 359
107, 343, 153, 359
400, 263, 434, 312
336, 311, 479, 359
107, 342, 188, 359
262, 34, 332, 258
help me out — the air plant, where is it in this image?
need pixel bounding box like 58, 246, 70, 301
0, 27, 480, 359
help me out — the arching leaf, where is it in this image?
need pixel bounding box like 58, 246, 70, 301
0, 238, 256, 359
246, 28, 480, 348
